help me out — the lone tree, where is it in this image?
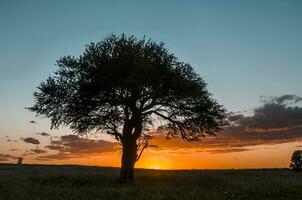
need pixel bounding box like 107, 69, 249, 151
290, 150, 302, 172
29, 34, 225, 181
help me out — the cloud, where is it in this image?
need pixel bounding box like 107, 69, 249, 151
149, 95, 302, 154
205, 148, 251, 154
22, 148, 47, 156
5, 138, 17, 142
23, 137, 40, 145
30, 149, 47, 154
260, 94, 302, 105
0, 154, 17, 161
268, 95, 302, 105
239, 103, 302, 130
36, 153, 85, 161
149, 126, 302, 155
36, 132, 50, 137
47, 135, 119, 154
36, 135, 119, 161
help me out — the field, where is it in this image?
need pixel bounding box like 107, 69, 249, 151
0, 164, 301, 200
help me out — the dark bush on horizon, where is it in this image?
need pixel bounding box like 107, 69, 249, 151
290, 150, 302, 172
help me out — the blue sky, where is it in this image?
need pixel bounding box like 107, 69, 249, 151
0, 0, 301, 137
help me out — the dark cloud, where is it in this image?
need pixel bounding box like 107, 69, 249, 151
47, 135, 119, 154
23, 137, 40, 145
30, 149, 47, 154
239, 104, 302, 130
149, 125, 302, 154
150, 95, 302, 154
36, 132, 50, 137
5, 138, 17, 142
261, 95, 302, 105
0, 154, 17, 161
272, 95, 302, 105
22, 149, 47, 156
227, 114, 245, 122
36, 135, 119, 161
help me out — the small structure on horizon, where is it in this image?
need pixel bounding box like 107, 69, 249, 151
17, 157, 23, 165
290, 150, 302, 172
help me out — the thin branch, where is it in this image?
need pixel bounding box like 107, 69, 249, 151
152, 111, 197, 141
105, 124, 123, 141
136, 142, 148, 162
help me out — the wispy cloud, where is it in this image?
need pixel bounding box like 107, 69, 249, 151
0, 154, 17, 161
36, 132, 50, 137
204, 148, 251, 154
30, 149, 47, 154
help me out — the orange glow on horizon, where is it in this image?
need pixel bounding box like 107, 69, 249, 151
136, 156, 174, 170
2, 142, 300, 170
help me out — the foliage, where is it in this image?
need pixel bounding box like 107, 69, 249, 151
290, 150, 302, 171
29, 34, 225, 142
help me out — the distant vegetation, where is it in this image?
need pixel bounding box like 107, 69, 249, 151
1, 164, 302, 200
290, 150, 302, 171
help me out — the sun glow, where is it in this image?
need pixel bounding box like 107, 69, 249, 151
136, 155, 173, 170
150, 164, 161, 170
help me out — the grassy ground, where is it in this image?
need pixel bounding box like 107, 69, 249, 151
0, 164, 301, 200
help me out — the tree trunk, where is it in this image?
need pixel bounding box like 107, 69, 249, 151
120, 138, 137, 182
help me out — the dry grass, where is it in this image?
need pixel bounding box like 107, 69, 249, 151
0, 164, 301, 200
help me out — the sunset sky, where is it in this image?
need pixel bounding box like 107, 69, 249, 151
0, 0, 302, 169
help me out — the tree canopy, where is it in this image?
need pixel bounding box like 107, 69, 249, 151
30, 34, 224, 140
290, 150, 302, 171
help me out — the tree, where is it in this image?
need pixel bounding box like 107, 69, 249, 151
290, 150, 302, 172
29, 34, 226, 181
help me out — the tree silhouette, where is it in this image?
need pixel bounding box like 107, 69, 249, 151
29, 34, 225, 181
290, 150, 302, 172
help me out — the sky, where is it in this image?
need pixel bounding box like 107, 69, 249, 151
0, 0, 302, 169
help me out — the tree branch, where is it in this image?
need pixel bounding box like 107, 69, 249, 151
136, 142, 148, 162
151, 111, 198, 141
106, 124, 123, 141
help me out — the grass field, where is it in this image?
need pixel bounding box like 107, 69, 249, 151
0, 164, 301, 200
